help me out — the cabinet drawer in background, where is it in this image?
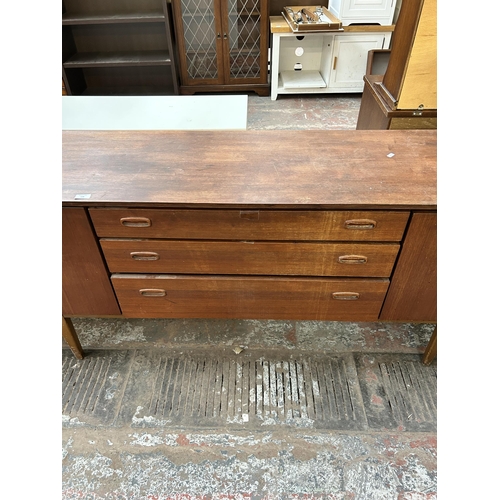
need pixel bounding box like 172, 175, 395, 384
101, 239, 400, 277
111, 275, 390, 321
89, 209, 409, 241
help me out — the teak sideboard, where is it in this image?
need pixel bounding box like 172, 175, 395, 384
62, 129, 437, 362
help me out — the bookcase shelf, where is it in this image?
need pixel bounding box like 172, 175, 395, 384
62, 0, 179, 95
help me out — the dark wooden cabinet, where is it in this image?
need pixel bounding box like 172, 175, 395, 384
356, 0, 437, 130
62, 0, 179, 95
171, 0, 270, 95
62, 129, 436, 358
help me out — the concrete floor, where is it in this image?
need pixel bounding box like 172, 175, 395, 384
62, 92, 437, 499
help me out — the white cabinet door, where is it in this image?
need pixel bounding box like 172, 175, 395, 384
329, 33, 389, 91
328, 0, 396, 25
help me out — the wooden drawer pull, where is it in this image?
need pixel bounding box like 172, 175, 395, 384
344, 219, 377, 230
331, 292, 360, 300
131, 252, 159, 261
338, 255, 367, 264
120, 217, 152, 228
139, 289, 166, 297
240, 210, 260, 221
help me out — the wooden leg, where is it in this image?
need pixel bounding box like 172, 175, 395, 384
422, 326, 437, 365
62, 316, 84, 360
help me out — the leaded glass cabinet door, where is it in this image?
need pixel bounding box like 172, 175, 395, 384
173, 0, 225, 85
173, 0, 268, 88
221, 0, 268, 84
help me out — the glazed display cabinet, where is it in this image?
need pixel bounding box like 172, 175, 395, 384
172, 0, 270, 95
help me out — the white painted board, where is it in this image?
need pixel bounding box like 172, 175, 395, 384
62, 95, 248, 130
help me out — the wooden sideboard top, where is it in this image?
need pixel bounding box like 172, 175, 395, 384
62, 129, 436, 210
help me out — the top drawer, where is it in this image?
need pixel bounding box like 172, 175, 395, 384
89, 209, 409, 241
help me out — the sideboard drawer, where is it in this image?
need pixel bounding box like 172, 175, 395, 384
111, 274, 389, 320
90, 209, 409, 241
101, 239, 400, 277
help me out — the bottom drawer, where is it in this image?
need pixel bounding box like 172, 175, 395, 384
111, 274, 389, 321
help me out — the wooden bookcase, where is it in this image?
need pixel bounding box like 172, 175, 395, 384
62, 0, 179, 95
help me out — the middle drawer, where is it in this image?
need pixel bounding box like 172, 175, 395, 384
100, 239, 400, 277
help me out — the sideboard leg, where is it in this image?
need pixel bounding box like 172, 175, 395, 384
62, 316, 84, 360
422, 326, 437, 365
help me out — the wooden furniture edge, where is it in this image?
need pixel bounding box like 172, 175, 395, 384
62, 316, 84, 360
270, 15, 394, 33
363, 75, 437, 117
422, 326, 437, 365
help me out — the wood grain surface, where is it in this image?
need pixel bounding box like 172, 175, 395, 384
62, 208, 121, 316
379, 212, 437, 321
100, 239, 400, 277
89, 208, 409, 241
111, 274, 390, 320
62, 130, 436, 210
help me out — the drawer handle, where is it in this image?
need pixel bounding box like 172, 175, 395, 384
331, 292, 360, 300
344, 219, 377, 230
131, 252, 159, 261
240, 210, 260, 221
139, 288, 166, 297
120, 217, 152, 228
338, 255, 367, 264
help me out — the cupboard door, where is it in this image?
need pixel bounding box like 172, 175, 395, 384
62, 208, 121, 316
223, 0, 268, 84
330, 33, 389, 91
173, 0, 225, 85
379, 212, 437, 322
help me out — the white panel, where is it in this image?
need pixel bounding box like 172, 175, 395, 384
345, 0, 392, 11
62, 96, 248, 130
281, 70, 327, 88
328, 0, 396, 25
327, 0, 342, 18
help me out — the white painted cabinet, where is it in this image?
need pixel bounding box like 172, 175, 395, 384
270, 30, 392, 100
328, 0, 397, 26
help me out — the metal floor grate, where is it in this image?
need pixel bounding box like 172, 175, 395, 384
379, 359, 437, 423
62, 350, 134, 426
355, 353, 437, 431
141, 354, 366, 428
62, 355, 112, 415
62, 350, 436, 431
